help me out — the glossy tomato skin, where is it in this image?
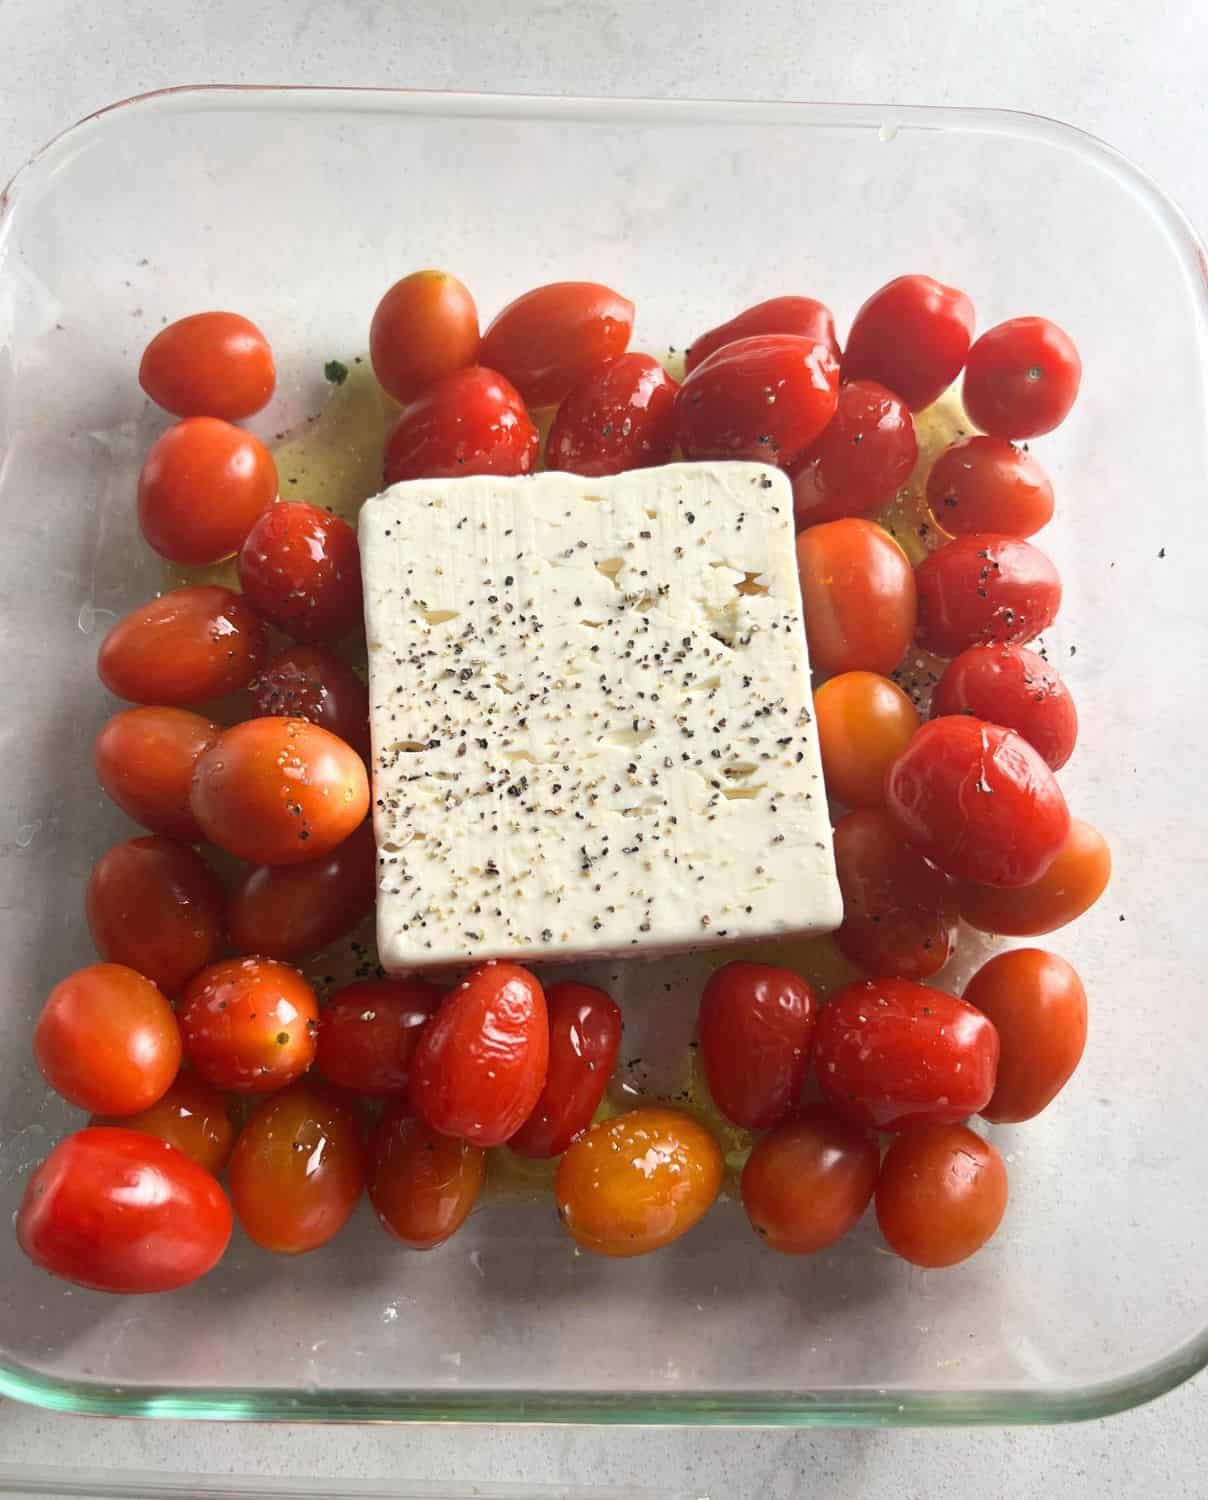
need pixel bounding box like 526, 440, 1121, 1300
915, 534, 1062, 656
93, 1071, 239, 1176
676, 334, 840, 467
841, 275, 975, 411
86, 836, 223, 994
93, 706, 220, 843
369, 270, 480, 404
545, 354, 679, 477
926, 435, 1054, 538
884, 715, 1070, 887
796, 519, 917, 677
686, 295, 839, 373
17, 1127, 232, 1293
98, 585, 267, 706
178, 957, 318, 1093
508, 981, 623, 1159
814, 977, 999, 1131
790, 380, 918, 528
957, 818, 1111, 936
876, 1122, 1007, 1267
813, 671, 920, 809
316, 977, 441, 1097
368, 1103, 485, 1249
478, 281, 634, 407
238, 502, 363, 643
963, 317, 1081, 439
248, 644, 370, 759
382, 366, 538, 483
408, 962, 548, 1146
138, 417, 277, 566
139, 312, 275, 421
931, 643, 1077, 770
697, 962, 816, 1129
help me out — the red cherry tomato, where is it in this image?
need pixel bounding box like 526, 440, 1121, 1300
676, 334, 840, 468
17, 1127, 232, 1293
876, 1123, 1007, 1267
545, 354, 679, 477
409, 962, 548, 1147
814, 977, 999, 1131
479, 281, 634, 407
248, 644, 370, 759
931, 643, 1077, 770
697, 961, 816, 1129
238, 502, 363, 643
86, 835, 223, 994
790, 380, 918, 527
370, 270, 480, 404
926, 435, 1054, 538
963, 317, 1081, 439
957, 817, 1111, 936
98, 585, 267, 707
813, 671, 920, 809
93, 1071, 239, 1176
686, 295, 839, 374
796, 519, 917, 677
139, 311, 275, 421
382, 366, 538, 484
508, 981, 623, 1159
316, 977, 441, 1096
368, 1103, 485, 1249
178, 957, 318, 1093
842, 275, 975, 410
884, 716, 1070, 887
93, 706, 220, 842
915, 534, 1062, 657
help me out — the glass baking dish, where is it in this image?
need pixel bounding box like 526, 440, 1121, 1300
0, 87, 1205, 1430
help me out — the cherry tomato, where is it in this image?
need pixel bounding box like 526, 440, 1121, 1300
813, 671, 920, 809
139, 311, 275, 421
555, 1107, 722, 1258
833, 808, 958, 980
190, 717, 369, 866
814, 977, 999, 1131
93, 706, 220, 842
509, 981, 623, 1158
409, 962, 548, 1147
957, 818, 1111, 936
368, 1103, 484, 1249
697, 961, 816, 1129
178, 957, 318, 1093
238, 502, 363, 643
17, 1127, 232, 1293
796, 519, 917, 677
931, 643, 1077, 770
884, 715, 1070, 887
382, 366, 538, 484
248, 644, 370, 759
676, 334, 840, 467
545, 354, 679, 477
841, 275, 975, 411
315, 977, 441, 1096
228, 1082, 364, 1254
876, 1122, 1007, 1267
790, 380, 918, 527
369, 270, 480, 404
86, 835, 223, 994
93, 1071, 239, 1176
963, 317, 1081, 439
915, 534, 1062, 657
98, 585, 267, 707
686, 295, 839, 374
926, 435, 1054, 538
478, 281, 634, 407
741, 1105, 879, 1255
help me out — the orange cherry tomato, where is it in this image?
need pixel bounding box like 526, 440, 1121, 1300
841, 274, 975, 411
876, 1123, 1007, 1267
796, 519, 917, 677
315, 977, 441, 1097
98, 585, 267, 707
367, 1103, 484, 1249
248, 644, 371, 760
479, 281, 634, 407
926, 435, 1054, 539
93, 706, 220, 842
508, 981, 622, 1159
93, 1070, 239, 1176
237, 502, 363, 643
686, 295, 839, 373
178, 957, 318, 1094
370, 270, 480, 404
813, 671, 920, 809
698, 961, 816, 1130
956, 818, 1111, 936
139, 311, 275, 420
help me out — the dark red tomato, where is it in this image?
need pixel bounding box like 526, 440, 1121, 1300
876, 1122, 1007, 1267
686, 295, 839, 374
382, 366, 538, 484
409, 962, 548, 1146
228, 1082, 364, 1254
139, 311, 275, 421
842, 275, 975, 411
93, 1071, 239, 1176
178, 957, 318, 1093
545, 354, 679, 477
86, 836, 223, 994
98, 585, 267, 706
138, 417, 277, 566
814, 977, 999, 1131
676, 335, 840, 468
833, 808, 958, 980
17, 1127, 232, 1293
796, 519, 917, 677
813, 671, 920, 809
478, 281, 634, 407
884, 716, 1070, 887
741, 1105, 879, 1255
957, 818, 1111, 936
926, 435, 1054, 538
93, 706, 220, 842
790, 380, 918, 527
931, 643, 1078, 770
963, 317, 1081, 439
697, 961, 816, 1129
316, 977, 441, 1096
368, 1103, 485, 1249
248, 644, 370, 759
508, 981, 623, 1158
238, 502, 363, 643
915, 534, 1062, 656
369, 270, 480, 404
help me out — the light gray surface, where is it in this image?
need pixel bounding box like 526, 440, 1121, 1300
1, 0, 1205, 1494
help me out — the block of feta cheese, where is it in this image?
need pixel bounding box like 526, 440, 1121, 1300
360, 461, 841, 972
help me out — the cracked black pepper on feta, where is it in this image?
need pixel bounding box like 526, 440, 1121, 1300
359, 462, 841, 970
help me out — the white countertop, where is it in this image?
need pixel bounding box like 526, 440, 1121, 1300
1, 2, 1205, 1495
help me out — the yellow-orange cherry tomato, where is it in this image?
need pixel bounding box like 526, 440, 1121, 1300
813, 671, 920, 809
957, 818, 1111, 936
